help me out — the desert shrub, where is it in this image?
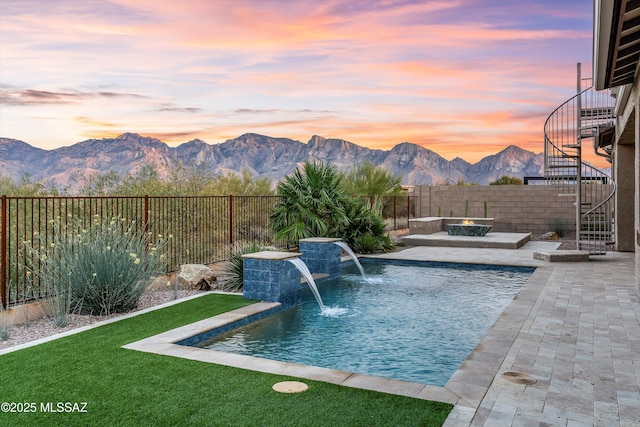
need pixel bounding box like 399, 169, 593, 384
341, 162, 403, 198
0, 173, 58, 196
30, 215, 168, 319
351, 233, 393, 254
222, 242, 273, 291
76, 164, 274, 196
490, 175, 523, 185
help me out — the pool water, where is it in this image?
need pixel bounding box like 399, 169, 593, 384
195, 261, 533, 386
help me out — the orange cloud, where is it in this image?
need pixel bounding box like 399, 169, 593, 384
75, 116, 120, 128
0, 0, 596, 169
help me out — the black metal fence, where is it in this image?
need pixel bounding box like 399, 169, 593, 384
1, 194, 415, 308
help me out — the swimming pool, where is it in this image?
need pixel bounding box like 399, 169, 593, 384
190, 260, 534, 386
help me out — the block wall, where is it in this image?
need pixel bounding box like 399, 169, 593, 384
413, 185, 586, 235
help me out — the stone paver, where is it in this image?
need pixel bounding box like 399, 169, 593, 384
367, 243, 638, 426
122, 240, 640, 427
429, 247, 639, 427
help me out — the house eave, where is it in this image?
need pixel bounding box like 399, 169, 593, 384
594, 0, 616, 90
593, 0, 640, 90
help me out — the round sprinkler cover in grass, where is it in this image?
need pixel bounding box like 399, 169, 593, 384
272, 381, 309, 393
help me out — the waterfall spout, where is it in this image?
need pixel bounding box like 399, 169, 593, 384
286, 258, 325, 310
333, 241, 365, 278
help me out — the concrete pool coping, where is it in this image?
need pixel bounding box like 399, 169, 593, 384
122, 300, 460, 404
122, 240, 558, 408
121, 240, 639, 426
387, 244, 639, 426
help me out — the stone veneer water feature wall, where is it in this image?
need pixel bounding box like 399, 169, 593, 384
242, 251, 304, 307
242, 238, 344, 306
299, 237, 342, 279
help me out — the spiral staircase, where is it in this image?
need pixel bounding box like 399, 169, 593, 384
543, 71, 616, 254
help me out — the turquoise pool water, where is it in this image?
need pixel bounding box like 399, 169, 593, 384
194, 260, 533, 386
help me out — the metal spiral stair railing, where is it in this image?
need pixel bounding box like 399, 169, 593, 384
543, 82, 616, 254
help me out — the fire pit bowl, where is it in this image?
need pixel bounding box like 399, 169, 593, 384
446, 223, 492, 237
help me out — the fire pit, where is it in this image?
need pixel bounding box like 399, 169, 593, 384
446, 219, 492, 237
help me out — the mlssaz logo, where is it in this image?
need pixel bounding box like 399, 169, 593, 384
40, 402, 88, 413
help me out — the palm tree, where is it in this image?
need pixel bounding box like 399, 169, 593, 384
271, 161, 393, 253
271, 161, 350, 241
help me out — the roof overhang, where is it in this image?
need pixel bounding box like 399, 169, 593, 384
593, 0, 640, 90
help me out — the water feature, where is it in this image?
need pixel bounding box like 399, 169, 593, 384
193, 260, 533, 386
242, 251, 304, 307
333, 241, 365, 278
286, 258, 326, 310
286, 258, 348, 316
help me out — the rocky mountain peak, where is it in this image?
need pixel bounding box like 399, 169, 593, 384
0, 132, 545, 190
1, 137, 45, 154
114, 132, 166, 147
307, 135, 326, 146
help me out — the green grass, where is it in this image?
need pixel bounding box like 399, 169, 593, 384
0, 294, 452, 426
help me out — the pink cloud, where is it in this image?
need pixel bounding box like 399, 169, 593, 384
0, 0, 595, 167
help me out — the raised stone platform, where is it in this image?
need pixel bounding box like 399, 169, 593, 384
533, 250, 590, 262
409, 217, 494, 235
401, 232, 530, 249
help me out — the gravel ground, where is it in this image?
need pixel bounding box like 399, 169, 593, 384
530, 231, 577, 250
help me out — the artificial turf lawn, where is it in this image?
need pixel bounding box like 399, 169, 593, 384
0, 294, 453, 426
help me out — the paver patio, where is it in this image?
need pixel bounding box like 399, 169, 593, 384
377, 243, 639, 426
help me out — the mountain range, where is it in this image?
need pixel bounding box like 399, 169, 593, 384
0, 132, 544, 191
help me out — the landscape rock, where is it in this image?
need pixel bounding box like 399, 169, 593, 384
540, 232, 559, 240
178, 264, 217, 290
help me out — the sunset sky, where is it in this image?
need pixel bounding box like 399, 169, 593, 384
1, 0, 595, 163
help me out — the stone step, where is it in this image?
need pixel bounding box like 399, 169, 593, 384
533, 250, 590, 262
402, 232, 530, 250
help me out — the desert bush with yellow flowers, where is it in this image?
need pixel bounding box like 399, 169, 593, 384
29, 215, 169, 323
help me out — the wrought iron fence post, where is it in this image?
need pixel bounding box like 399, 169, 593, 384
393, 196, 397, 230
229, 195, 234, 246
1, 195, 6, 308
143, 195, 150, 255
144, 195, 149, 234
